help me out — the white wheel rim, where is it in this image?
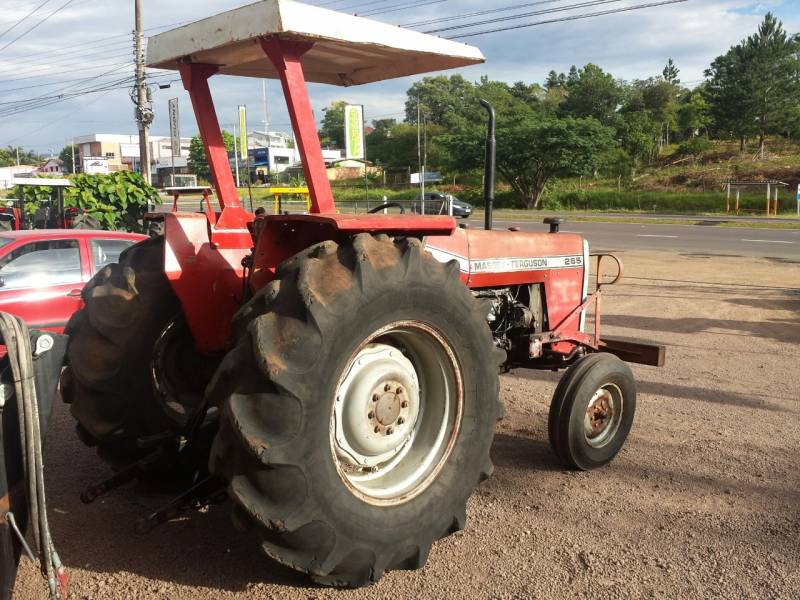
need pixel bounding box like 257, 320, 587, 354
331, 321, 463, 505
583, 383, 623, 448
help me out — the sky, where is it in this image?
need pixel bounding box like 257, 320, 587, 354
0, 0, 798, 154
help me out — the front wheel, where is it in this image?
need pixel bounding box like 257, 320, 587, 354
548, 353, 636, 471
206, 234, 504, 587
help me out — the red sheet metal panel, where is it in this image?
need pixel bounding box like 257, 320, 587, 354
163, 212, 251, 353
426, 229, 587, 353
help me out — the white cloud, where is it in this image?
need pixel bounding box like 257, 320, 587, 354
0, 0, 797, 149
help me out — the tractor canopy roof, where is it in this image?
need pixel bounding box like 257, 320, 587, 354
11, 178, 73, 187
146, 0, 484, 86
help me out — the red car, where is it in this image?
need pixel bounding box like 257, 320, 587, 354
0, 229, 146, 333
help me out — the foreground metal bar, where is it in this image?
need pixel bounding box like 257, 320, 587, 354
178, 63, 242, 214
260, 37, 336, 214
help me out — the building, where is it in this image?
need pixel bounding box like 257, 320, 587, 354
73, 133, 192, 185
0, 165, 38, 189
38, 157, 63, 175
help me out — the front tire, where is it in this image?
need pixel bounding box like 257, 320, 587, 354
206, 234, 504, 587
548, 353, 636, 471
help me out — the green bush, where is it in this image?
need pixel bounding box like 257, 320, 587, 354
676, 137, 713, 157
11, 172, 157, 231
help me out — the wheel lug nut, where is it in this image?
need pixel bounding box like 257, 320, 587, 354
397, 417, 405, 425
372, 394, 379, 402
396, 387, 403, 394
401, 401, 408, 408
384, 384, 391, 392
374, 426, 380, 433
368, 411, 375, 419
386, 427, 394, 435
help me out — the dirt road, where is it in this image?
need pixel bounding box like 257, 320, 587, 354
14, 250, 800, 599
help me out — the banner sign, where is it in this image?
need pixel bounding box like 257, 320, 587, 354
168, 98, 180, 157
82, 157, 109, 175
344, 104, 365, 160
238, 105, 247, 157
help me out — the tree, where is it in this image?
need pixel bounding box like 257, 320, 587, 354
704, 13, 800, 154
559, 63, 623, 126
59, 144, 80, 173
677, 88, 711, 138
404, 75, 476, 127
444, 116, 614, 208
0, 146, 39, 167
188, 131, 234, 181
319, 100, 346, 148
640, 78, 681, 144
545, 70, 566, 90
662, 58, 680, 84
618, 110, 661, 169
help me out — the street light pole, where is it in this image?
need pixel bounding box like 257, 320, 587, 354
134, 0, 153, 184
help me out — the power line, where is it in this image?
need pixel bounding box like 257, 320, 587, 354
0, 63, 133, 106
401, 0, 567, 28
0, 54, 133, 83
0, 0, 54, 41
1, 63, 134, 92
447, 0, 689, 39
426, 0, 627, 34
0, 0, 78, 53
0, 19, 186, 69
360, 0, 448, 17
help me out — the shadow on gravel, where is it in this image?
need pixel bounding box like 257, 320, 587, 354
602, 313, 800, 345
512, 369, 789, 413
490, 433, 561, 473
51, 497, 313, 592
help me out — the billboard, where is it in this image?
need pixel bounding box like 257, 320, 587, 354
82, 156, 109, 174
168, 98, 180, 157
238, 105, 248, 157
344, 104, 365, 160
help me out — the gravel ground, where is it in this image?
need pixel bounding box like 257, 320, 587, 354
14, 250, 800, 599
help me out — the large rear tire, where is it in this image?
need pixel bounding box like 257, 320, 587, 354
206, 233, 504, 587
62, 236, 212, 468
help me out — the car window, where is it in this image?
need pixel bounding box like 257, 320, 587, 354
0, 236, 13, 248
0, 239, 81, 289
91, 238, 134, 273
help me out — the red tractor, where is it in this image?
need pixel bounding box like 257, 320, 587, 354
7, 0, 664, 591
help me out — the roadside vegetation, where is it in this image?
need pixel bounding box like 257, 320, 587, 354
319, 13, 799, 216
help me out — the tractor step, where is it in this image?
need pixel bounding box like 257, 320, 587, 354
134, 476, 227, 534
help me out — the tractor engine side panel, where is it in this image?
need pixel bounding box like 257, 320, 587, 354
426, 229, 588, 354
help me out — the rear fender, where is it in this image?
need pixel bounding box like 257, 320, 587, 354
162, 212, 252, 355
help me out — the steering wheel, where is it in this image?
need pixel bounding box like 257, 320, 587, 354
367, 202, 405, 214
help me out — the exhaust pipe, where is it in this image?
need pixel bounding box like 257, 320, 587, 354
480, 99, 495, 231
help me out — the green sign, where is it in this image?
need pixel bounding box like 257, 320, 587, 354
344, 104, 364, 160
238, 105, 247, 157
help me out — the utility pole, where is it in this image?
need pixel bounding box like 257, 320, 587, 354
133, 0, 153, 184
262, 80, 269, 134
71, 140, 75, 174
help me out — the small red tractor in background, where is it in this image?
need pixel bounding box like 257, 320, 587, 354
1, 0, 664, 594
1, 178, 100, 231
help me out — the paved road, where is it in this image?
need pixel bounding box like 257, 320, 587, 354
467, 218, 800, 260
154, 200, 799, 260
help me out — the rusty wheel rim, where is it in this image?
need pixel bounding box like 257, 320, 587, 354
330, 321, 463, 506
583, 383, 623, 448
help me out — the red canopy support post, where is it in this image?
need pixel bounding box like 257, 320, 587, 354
179, 63, 249, 229
260, 37, 336, 214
